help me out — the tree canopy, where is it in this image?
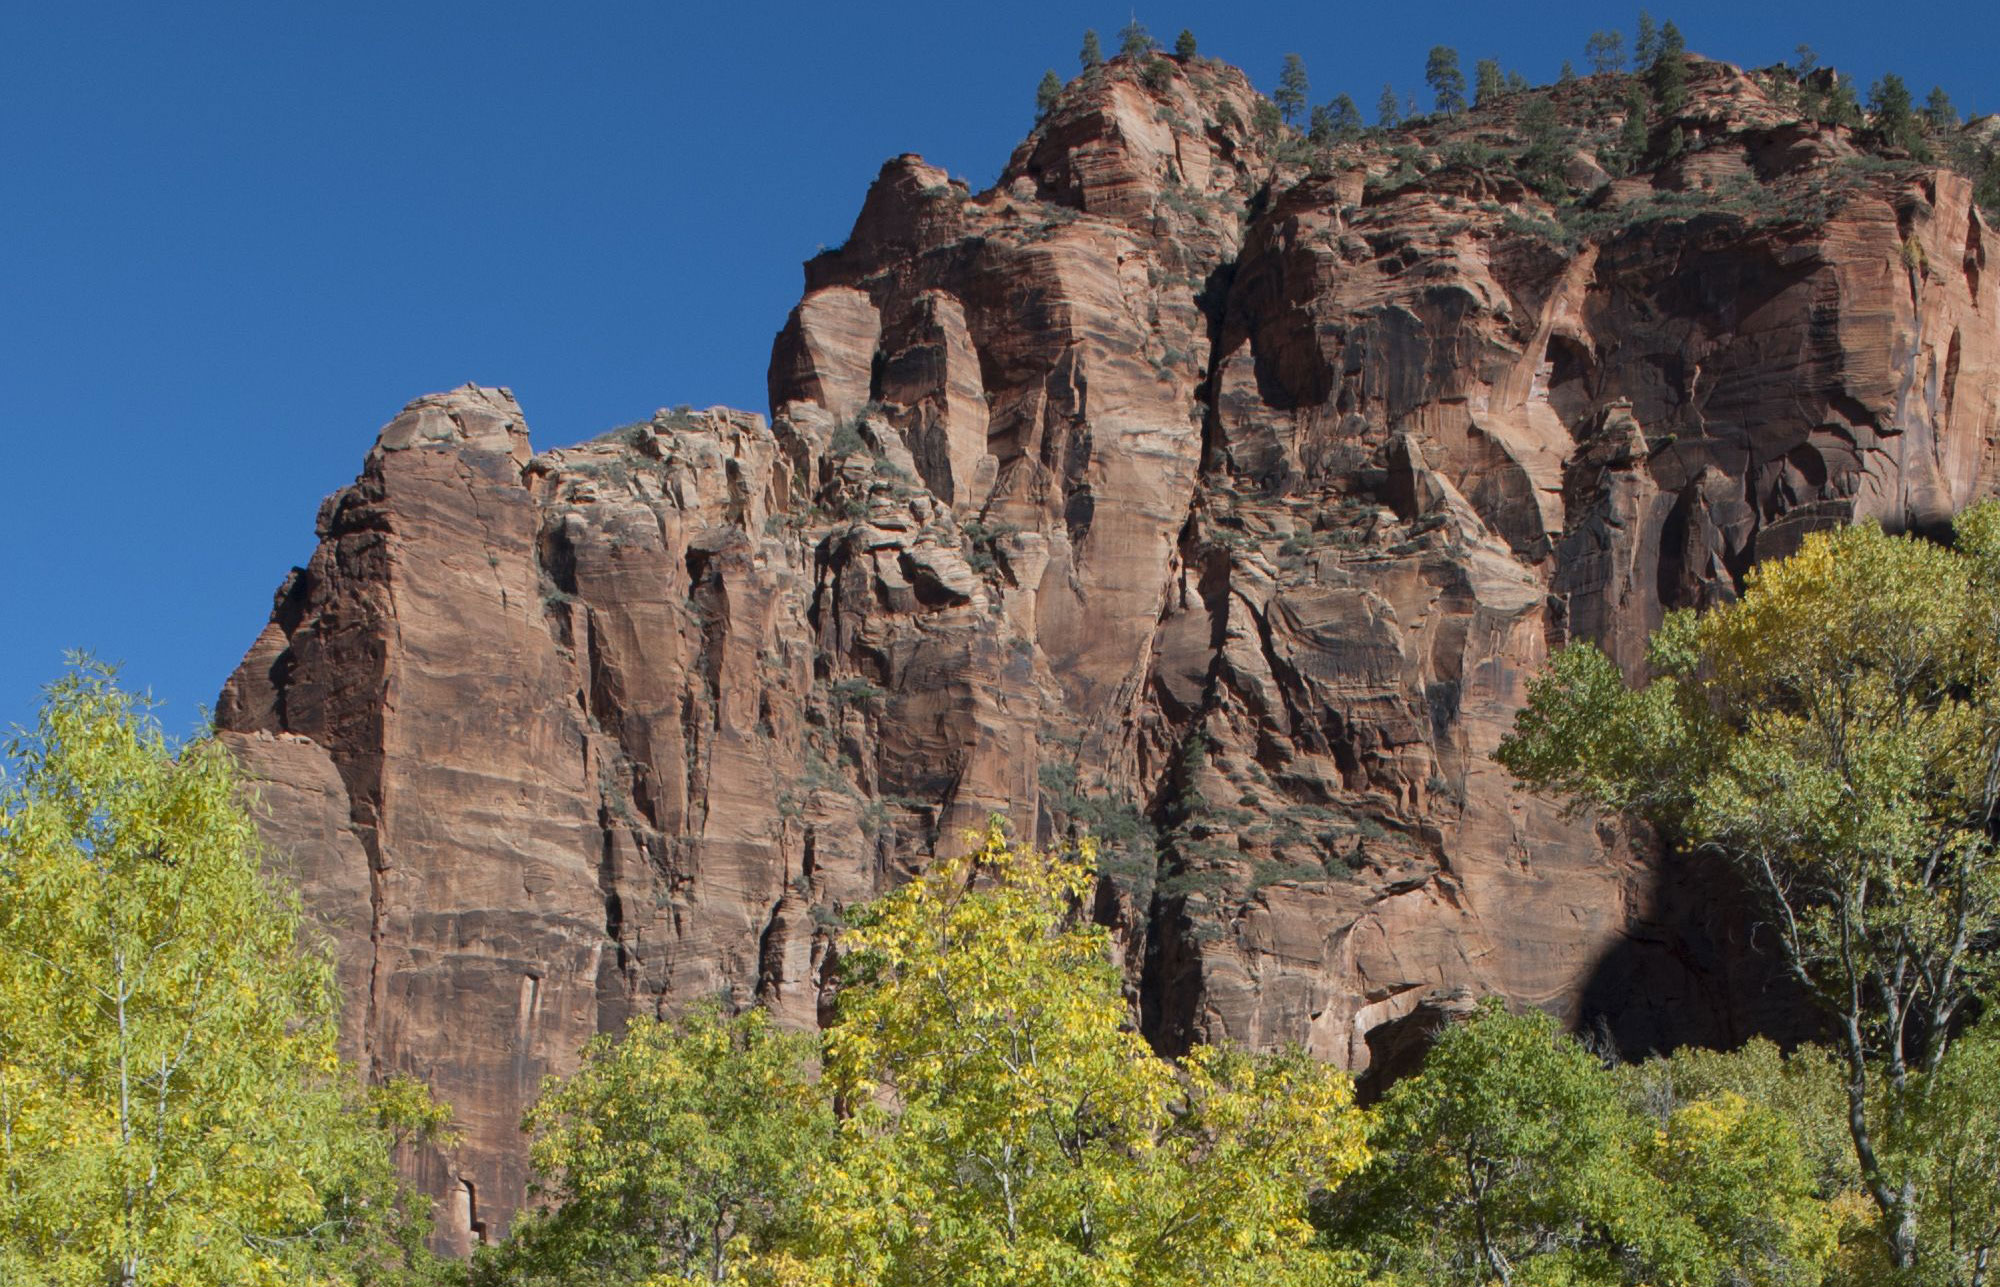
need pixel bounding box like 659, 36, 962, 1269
1425, 46, 1466, 114
0, 661, 447, 1287
1500, 510, 2000, 1277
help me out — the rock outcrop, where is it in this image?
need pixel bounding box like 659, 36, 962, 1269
218, 52, 1999, 1248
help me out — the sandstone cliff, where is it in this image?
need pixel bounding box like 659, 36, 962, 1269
218, 53, 1999, 1249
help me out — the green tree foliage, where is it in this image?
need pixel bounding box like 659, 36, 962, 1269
1320, 1001, 1838, 1286
1818, 77, 1863, 128
1035, 70, 1062, 120
1474, 58, 1503, 106
1870, 73, 1928, 156
1377, 83, 1401, 128
1907, 1018, 2000, 1281
1924, 86, 1958, 130
764, 821, 1373, 1287
1251, 98, 1283, 141
0, 661, 448, 1287
1117, 19, 1153, 60
1275, 53, 1310, 125
1307, 103, 1334, 147
1516, 94, 1569, 194
1499, 511, 2000, 1273
1079, 29, 1102, 70
1425, 46, 1467, 115
471, 1005, 831, 1286
1617, 83, 1650, 170
1173, 29, 1196, 60
1309, 94, 1363, 146
487, 823, 1372, 1287
1634, 10, 1659, 66
1586, 29, 1627, 75
1559, 59, 1577, 83
1651, 20, 1688, 113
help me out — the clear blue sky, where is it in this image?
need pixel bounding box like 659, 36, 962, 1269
1, 0, 1987, 739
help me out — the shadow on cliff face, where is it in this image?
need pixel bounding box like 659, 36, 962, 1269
1575, 841, 1820, 1062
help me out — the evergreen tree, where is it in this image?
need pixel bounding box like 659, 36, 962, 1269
1634, 10, 1659, 67
1651, 20, 1688, 114
1474, 58, 1503, 106
1174, 28, 1197, 59
1036, 69, 1062, 120
1559, 59, 1577, 83
1618, 83, 1650, 169
1517, 94, 1568, 193
1377, 83, 1401, 127
1309, 94, 1364, 146
1251, 98, 1283, 140
1080, 28, 1102, 70
1925, 85, 1958, 130
1425, 46, 1467, 114
1586, 29, 1626, 75
1506, 69, 1529, 92
1275, 53, 1310, 124
1870, 72, 1920, 150
1118, 18, 1153, 59
1792, 44, 1818, 76
1308, 103, 1334, 147
1822, 76, 1862, 127
1329, 92, 1363, 139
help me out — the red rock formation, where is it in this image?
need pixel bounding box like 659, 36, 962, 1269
219, 53, 1999, 1246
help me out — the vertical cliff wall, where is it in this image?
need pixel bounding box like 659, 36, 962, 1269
218, 53, 1999, 1247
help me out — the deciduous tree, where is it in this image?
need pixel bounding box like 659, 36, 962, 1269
473, 1005, 831, 1286
1499, 511, 2000, 1273
761, 821, 1372, 1287
0, 661, 446, 1287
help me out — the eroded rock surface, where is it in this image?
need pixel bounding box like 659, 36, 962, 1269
219, 53, 2000, 1245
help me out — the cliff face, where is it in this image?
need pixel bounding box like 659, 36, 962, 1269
217, 54, 1999, 1250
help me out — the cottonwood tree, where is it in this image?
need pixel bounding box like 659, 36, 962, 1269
1319, 1001, 1835, 1287
473, 1005, 831, 1286
0, 661, 446, 1287
761, 821, 1372, 1287
1499, 512, 2000, 1275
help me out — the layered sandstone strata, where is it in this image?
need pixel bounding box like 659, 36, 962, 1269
219, 53, 1998, 1246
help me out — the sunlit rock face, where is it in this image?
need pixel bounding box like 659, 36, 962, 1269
218, 53, 1999, 1245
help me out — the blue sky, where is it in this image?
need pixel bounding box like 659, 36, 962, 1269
1, 0, 1988, 739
